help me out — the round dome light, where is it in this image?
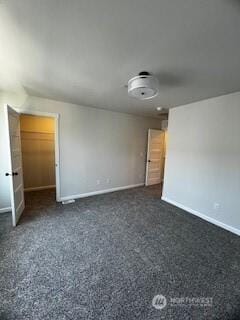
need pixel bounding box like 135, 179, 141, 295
128, 72, 159, 100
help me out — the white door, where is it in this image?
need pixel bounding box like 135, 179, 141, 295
145, 129, 165, 186
5, 105, 25, 226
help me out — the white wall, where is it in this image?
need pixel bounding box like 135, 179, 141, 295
0, 95, 161, 208
162, 92, 240, 234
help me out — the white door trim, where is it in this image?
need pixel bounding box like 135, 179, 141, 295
13, 107, 61, 202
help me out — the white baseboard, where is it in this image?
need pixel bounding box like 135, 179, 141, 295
60, 183, 144, 202
161, 196, 240, 236
0, 207, 11, 213
24, 185, 56, 192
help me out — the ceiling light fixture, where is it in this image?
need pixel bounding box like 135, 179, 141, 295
128, 71, 159, 100
156, 106, 163, 111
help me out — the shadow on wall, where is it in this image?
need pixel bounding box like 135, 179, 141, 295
228, 0, 240, 9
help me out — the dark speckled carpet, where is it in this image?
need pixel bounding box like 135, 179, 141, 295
0, 186, 240, 320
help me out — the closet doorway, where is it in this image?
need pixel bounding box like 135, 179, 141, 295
5, 106, 60, 226
145, 129, 166, 186
19, 111, 60, 206
20, 114, 54, 192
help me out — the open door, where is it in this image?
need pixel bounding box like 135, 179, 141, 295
145, 129, 165, 186
5, 105, 25, 226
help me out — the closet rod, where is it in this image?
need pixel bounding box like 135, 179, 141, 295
21, 130, 54, 134
21, 138, 54, 141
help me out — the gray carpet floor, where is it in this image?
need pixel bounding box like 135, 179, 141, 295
0, 185, 240, 320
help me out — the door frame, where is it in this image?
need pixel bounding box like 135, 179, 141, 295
13, 107, 61, 202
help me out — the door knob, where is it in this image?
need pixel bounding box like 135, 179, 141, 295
148, 160, 151, 163
5, 172, 18, 176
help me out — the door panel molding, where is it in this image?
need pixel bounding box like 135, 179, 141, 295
5, 104, 25, 226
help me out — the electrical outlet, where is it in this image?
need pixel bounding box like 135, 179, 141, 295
106, 178, 110, 184
96, 180, 100, 185
214, 202, 220, 210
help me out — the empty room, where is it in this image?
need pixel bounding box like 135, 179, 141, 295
0, 1, 239, 319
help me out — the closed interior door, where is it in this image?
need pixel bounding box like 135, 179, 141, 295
5, 105, 25, 226
145, 129, 165, 186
